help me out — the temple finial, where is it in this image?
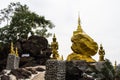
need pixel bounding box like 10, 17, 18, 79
53, 33, 56, 42
78, 12, 80, 26
53, 33, 56, 38
100, 44, 103, 48
114, 60, 117, 70
74, 12, 83, 34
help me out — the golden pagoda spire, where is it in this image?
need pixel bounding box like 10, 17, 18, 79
74, 13, 83, 35
78, 13, 81, 26
77, 13, 83, 32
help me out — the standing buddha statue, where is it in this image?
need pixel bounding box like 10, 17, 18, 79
51, 34, 60, 59
98, 44, 105, 61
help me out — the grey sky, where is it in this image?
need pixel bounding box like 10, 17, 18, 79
0, 0, 120, 64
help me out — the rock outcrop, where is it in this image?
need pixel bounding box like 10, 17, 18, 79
0, 66, 45, 80
66, 60, 114, 80
67, 16, 98, 62
0, 35, 52, 71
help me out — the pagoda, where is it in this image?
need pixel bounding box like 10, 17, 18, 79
67, 15, 98, 62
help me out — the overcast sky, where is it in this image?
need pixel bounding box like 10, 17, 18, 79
0, 0, 120, 64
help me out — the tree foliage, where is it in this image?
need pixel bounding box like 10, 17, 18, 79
0, 2, 54, 44
100, 60, 114, 80
115, 64, 120, 79
0, 2, 54, 71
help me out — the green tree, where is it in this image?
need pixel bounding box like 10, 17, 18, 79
0, 2, 54, 44
0, 2, 21, 25
0, 2, 54, 71
115, 64, 120, 79
100, 59, 115, 80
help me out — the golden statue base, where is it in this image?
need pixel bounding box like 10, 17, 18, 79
67, 53, 96, 62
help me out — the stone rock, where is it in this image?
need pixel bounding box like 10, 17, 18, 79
65, 60, 114, 80
15, 35, 51, 57
16, 35, 52, 67
10, 68, 31, 79
66, 60, 88, 80
67, 32, 98, 62
71, 33, 98, 56
1, 75, 10, 80
35, 67, 45, 72
9, 74, 17, 80
26, 68, 37, 74
0, 66, 46, 80
0, 36, 52, 71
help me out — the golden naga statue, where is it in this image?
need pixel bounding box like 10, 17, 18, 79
51, 34, 60, 59
10, 42, 19, 57
98, 44, 105, 61
67, 15, 98, 62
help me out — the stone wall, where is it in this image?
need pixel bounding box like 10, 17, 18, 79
45, 60, 90, 80
6, 54, 20, 70
45, 60, 66, 80
46, 60, 114, 80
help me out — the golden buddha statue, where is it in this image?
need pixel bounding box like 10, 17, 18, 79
10, 42, 15, 55
51, 34, 60, 59
98, 44, 105, 61
10, 42, 19, 57
15, 47, 19, 57
67, 15, 98, 62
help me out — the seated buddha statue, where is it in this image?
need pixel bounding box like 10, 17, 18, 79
67, 15, 98, 62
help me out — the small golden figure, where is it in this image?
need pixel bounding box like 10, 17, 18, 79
10, 42, 19, 57
98, 44, 105, 61
15, 47, 19, 57
51, 34, 60, 59
10, 42, 15, 55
